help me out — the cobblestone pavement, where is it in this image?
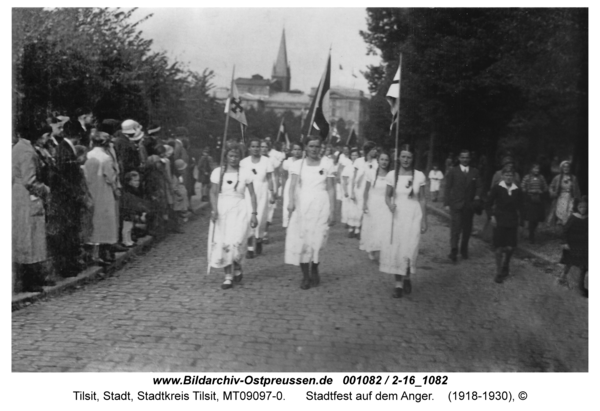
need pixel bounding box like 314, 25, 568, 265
12, 205, 588, 372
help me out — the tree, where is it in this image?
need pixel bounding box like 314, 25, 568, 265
360, 8, 587, 190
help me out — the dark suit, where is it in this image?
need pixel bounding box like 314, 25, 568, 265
48, 140, 85, 276
444, 165, 483, 255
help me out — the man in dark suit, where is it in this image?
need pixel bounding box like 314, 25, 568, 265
444, 149, 483, 262
48, 120, 86, 277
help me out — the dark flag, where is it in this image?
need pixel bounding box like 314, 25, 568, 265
304, 53, 331, 140
346, 126, 357, 147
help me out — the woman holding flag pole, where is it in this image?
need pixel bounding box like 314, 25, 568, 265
208, 144, 258, 289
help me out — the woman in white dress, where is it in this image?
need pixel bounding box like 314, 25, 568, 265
348, 141, 378, 239
360, 151, 392, 261
285, 137, 336, 290
208, 146, 258, 289
380, 144, 428, 298
240, 138, 275, 258
341, 148, 361, 237
261, 139, 280, 244
281, 142, 303, 228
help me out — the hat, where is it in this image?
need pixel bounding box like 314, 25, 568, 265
175, 159, 187, 171
502, 156, 514, 166
163, 144, 174, 158
91, 131, 110, 145
147, 124, 161, 135
560, 160, 570, 169
99, 119, 121, 135
121, 119, 140, 135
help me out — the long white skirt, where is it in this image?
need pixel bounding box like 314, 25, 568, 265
360, 182, 390, 252
379, 197, 422, 275
246, 181, 269, 239
208, 194, 250, 268
285, 189, 330, 265
282, 178, 294, 228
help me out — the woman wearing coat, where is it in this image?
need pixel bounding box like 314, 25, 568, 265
13, 129, 51, 292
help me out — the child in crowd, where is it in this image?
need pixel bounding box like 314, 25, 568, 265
173, 159, 190, 232
558, 196, 588, 297
121, 171, 150, 246
428, 164, 444, 202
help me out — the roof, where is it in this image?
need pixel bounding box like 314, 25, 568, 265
267, 92, 310, 104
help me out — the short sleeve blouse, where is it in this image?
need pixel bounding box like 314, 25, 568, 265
210, 167, 253, 196
385, 169, 427, 195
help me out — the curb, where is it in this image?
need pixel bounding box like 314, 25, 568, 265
12, 202, 210, 312
426, 204, 556, 266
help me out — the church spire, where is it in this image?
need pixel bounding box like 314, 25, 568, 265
272, 29, 291, 92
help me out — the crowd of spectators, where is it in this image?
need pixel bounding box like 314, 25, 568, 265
12, 109, 210, 293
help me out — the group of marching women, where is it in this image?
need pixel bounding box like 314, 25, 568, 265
207, 136, 427, 298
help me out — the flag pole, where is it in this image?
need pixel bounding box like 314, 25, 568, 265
275, 117, 284, 143
208, 65, 235, 275
390, 53, 403, 244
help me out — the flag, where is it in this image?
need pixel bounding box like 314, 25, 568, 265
224, 82, 247, 126
352, 68, 358, 79
346, 125, 357, 147
304, 53, 331, 139
276, 117, 286, 142
386, 64, 401, 128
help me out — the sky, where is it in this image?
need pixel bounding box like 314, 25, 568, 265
131, 8, 382, 95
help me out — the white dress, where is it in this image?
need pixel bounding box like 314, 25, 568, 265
240, 156, 273, 239
341, 159, 362, 227
282, 157, 299, 228
207, 167, 253, 268
336, 155, 352, 218
285, 157, 335, 265
379, 170, 426, 275
266, 154, 282, 224
360, 167, 392, 252
428, 169, 444, 192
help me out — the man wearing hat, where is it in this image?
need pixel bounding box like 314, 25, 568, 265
140, 123, 161, 164
444, 149, 483, 262
74, 107, 95, 147
490, 156, 521, 189
115, 119, 143, 174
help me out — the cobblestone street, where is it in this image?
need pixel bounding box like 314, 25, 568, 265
12, 209, 588, 372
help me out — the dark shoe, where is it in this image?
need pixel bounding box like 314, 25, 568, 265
263, 236, 270, 244
347, 231, 355, 238
461, 251, 469, 259
494, 275, 504, 284
233, 273, 243, 283
393, 287, 403, 298
311, 272, 320, 287
43, 279, 56, 287
448, 253, 457, 263
355, 232, 361, 240
90, 258, 109, 267
112, 243, 129, 252
501, 266, 509, 278
300, 272, 311, 290
221, 280, 233, 290
245, 250, 255, 259
256, 241, 263, 255
403, 279, 412, 295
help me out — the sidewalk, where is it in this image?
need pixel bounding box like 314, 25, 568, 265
12, 193, 210, 312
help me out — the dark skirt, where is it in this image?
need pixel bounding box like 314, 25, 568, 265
525, 194, 545, 223
560, 249, 588, 268
493, 226, 518, 248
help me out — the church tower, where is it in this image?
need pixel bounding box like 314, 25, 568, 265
272, 29, 291, 92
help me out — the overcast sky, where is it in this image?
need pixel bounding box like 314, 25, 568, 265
132, 8, 382, 95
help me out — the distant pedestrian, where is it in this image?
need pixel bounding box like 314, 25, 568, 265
486, 169, 523, 283
341, 148, 362, 238
557, 196, 588, 297
360, 151, 392, 261
547, 161, 581, 226
285, 136, 336, 290
427, 164, 444, 202
197, 147, 214, 202
208, 145, 258, 289
521, 164, 548, 243
281, 142, 303, 228
240, 137, 275, 258
261, 139, 280, 244
444, 149, 483, 262
445, 153, 454, 173
379, 144, 428, 298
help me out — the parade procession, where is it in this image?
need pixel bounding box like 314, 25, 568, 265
12, 7, 588, 382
